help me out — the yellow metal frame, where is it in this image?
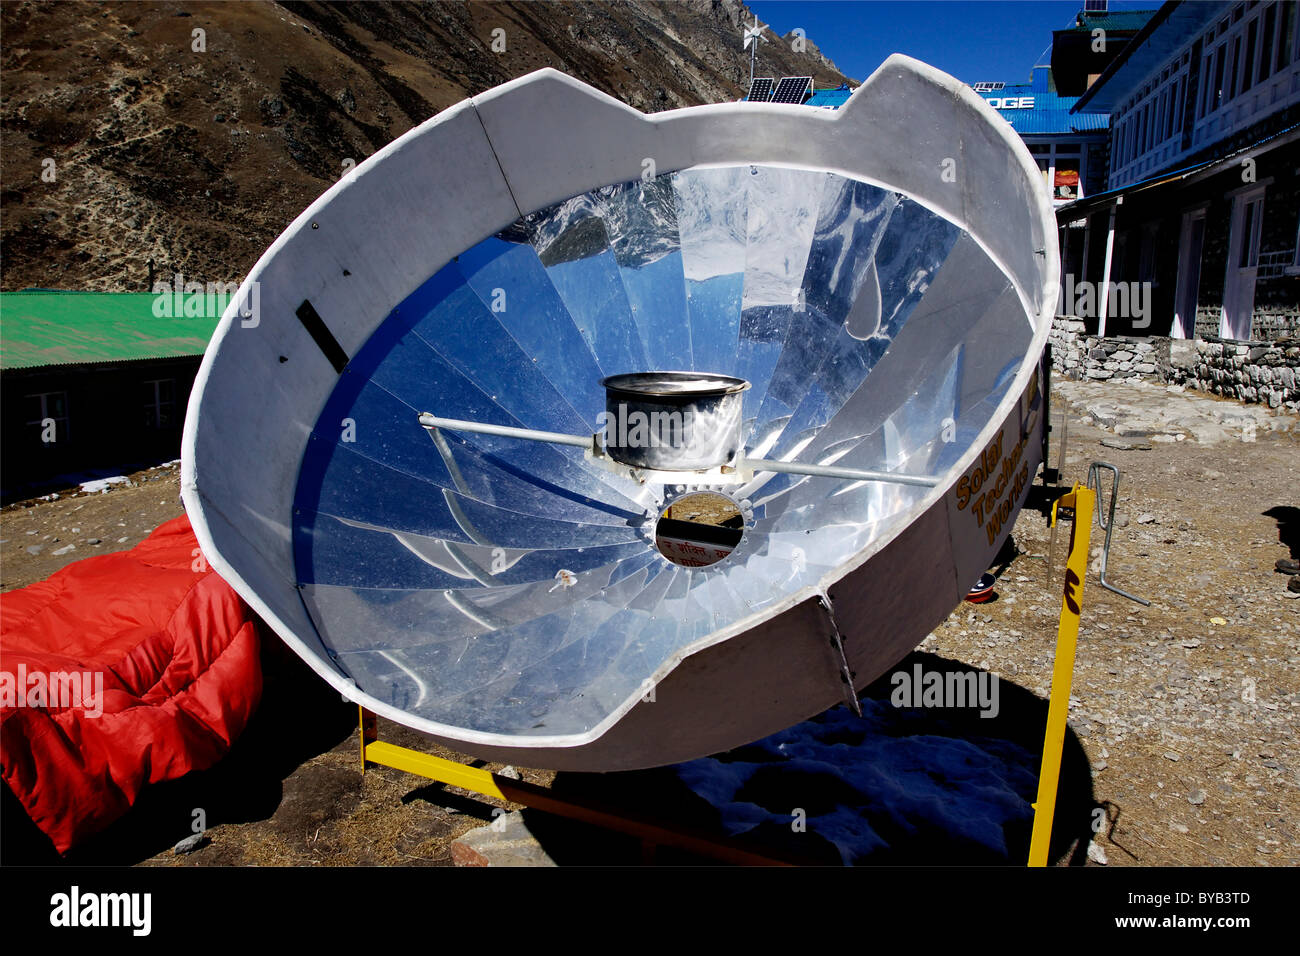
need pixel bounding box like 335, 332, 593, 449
1027, 483, 1094, 866
359, 707, 801, 865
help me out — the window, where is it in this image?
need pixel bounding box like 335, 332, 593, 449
143, 379, 176, 429
1261, 4, 1276, 82
1228, 36, 1241, 100
1213, 41, 1227, 110
1278, 0, 1295, 73
1054, 159, 1081, 201
25, 392, 69, 445
1028, 140, 1087, 200
1243, 17, 1258, 91
1198, 48, 1215, 117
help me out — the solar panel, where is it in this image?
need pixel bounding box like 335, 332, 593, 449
747, 77, 774, 102
771, 76, 812, 104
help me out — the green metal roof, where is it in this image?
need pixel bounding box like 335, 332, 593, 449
0, 290, 223, 370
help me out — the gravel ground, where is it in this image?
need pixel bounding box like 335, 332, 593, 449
922, 380, 1298, 866
2, 380, 1296, 866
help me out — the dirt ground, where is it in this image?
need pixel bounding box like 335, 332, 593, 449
2, 381, 1296, 866
922, 384, 1299, 866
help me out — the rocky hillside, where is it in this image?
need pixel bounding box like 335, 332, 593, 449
0, 0, 854, 292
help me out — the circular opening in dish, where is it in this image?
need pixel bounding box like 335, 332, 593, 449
654, 492, 744, 568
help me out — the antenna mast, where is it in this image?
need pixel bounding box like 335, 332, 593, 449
743, 16, 767, 90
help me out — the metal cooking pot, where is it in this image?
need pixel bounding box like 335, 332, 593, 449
600, 371, 750, 471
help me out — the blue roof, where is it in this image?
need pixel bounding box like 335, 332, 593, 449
806, 85, 854, 110
973, 66, 1109, 134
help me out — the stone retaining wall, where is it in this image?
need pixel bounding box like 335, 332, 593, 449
1049, 316, 1171, 382
1049, 316, 1300, 411
1195, 306, 1300, 343
1168, 337, 1300, 411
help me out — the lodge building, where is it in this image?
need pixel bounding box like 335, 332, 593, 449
1059, 0, 1300, 342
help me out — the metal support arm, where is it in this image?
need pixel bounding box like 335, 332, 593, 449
748, 456, 938, 488
419, 413, 593, 450
419, 412, 939, 488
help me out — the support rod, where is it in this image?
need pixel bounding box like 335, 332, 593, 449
419, 413, 592, 450
419, 412, 939, 488
745, 457, 939, 488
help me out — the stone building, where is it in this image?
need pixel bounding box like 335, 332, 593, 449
971, 63, 1116, 205
1056, 0, 1300, 346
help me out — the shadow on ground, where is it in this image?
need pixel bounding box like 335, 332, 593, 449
519, 651, 1096, 866
1264, 505, 1300, 559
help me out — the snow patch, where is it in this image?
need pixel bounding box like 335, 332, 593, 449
80, 476, 130, 494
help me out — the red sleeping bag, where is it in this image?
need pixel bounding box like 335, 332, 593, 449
1, 514, 262, 853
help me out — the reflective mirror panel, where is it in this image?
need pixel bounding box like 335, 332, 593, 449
293, 165, 1035, 738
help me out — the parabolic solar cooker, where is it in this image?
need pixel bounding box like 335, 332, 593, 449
183, 58, 1058, 771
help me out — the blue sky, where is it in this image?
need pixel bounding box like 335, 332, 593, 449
746, 1, 1159, 86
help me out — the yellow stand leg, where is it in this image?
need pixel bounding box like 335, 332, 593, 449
357, 705, 797, 865
1028, 484, 1093, 867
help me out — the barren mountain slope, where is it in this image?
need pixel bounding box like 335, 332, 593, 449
1, 0, 853, 292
